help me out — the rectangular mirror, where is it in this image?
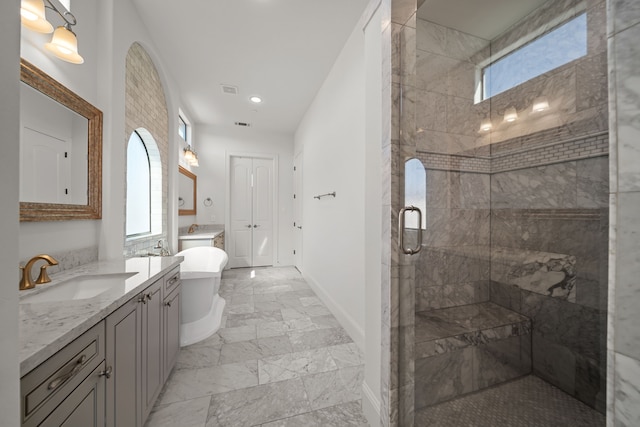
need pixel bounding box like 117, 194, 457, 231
178, 165, 196, 216
20, 59, 103, 221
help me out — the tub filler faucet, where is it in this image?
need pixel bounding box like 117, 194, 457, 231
20, 254, 59, 290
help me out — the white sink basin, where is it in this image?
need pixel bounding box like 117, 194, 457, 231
23, 272, 138, 303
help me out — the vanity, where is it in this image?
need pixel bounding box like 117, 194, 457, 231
178, 230, 225, 251
19, 256, 183, 427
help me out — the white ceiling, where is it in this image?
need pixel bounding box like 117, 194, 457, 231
418, 0, 550, 40
131, 0, 369, 134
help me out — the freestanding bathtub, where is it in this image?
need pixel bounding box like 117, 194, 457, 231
175, 246, 228, 347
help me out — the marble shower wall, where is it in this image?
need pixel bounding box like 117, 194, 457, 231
490, 157, 609, 412
607, 0, 640, 424
484, 0, 609, 413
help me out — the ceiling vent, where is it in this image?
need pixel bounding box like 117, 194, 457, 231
221, 84, 238, 95
235, 122, 251, 127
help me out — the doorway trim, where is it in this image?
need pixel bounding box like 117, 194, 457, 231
225, 152, 279, 267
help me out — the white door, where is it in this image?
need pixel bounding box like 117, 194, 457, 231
293, 152, 303, 271
229, 156, 274, 268
20, 127, 71, 204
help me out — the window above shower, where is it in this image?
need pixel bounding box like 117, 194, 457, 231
478, 13, 587, 101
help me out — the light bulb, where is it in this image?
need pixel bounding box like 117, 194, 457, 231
503, 107, 518, 122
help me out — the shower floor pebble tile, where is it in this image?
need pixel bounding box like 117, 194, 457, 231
416, 375, 605, 427
146, 267, 368, 427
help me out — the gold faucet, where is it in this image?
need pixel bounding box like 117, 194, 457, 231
20, 254, 59, 290
187, 224, 198, 234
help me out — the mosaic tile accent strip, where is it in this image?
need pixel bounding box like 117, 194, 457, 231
415, 375, 605, 426
491, 132, 609, 173
416, 130, 608, 174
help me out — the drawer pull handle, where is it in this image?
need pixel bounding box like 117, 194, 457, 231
146, 293, 153, 301
165, 301, 172, 307
48, 355, 86, 390
99, 366, 113, 379
138, 294, 147, 304
168, 276, 179, 286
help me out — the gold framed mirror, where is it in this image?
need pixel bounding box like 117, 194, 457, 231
178, 166, 196, 216
19, 59, 103, 221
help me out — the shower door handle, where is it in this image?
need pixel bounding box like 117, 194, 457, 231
399, 206, 423, 255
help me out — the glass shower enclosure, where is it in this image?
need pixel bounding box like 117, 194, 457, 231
394, 0, 609, 424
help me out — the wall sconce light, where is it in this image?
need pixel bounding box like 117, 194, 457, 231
532, 96, 550, 112
20, 0, 84, 64
479, 119, 493, 132
503, 107, 518, 122
184, 145, 199, 167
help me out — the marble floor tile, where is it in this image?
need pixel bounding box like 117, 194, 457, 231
225, 310, 283, 327
158, 360, 259, 405
152, 267, 368, 427
257, 318, 318, 339
219, 335, 293, 365
288, 327, 353, 352
175, 343, 222, 370
217, 324, 257, 343
206, 378, 311, 427
327, 343, 365, 368
259, 401, 369, 427
258, 348, 338, 384
300, 296, 323, 307
145, 396, 210, 427
301, 366, 364, 411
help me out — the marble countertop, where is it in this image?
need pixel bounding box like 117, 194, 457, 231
19, 256, 183, 376
178, 230, 223, 240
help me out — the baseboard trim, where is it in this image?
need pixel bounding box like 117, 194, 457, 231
301, 272, 364, 351
362, 380, 381, 427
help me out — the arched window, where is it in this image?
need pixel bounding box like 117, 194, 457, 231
126, 131, 151, 236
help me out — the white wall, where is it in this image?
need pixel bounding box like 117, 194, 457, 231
363, 4, 383, 426
0, 1, 21, 423
196, 125, 294, 266
294, 23, 366, 349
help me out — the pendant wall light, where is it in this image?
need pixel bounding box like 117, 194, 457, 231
20, 0, 84, 64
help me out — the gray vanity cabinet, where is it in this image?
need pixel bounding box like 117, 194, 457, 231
105, 277, 163, 427
142, 278, 164, 420
105, 269, 180, 427
20, 321, 106, 427
39, 363, 106, 426
163, 267, 181, 381
105, 294, 142, 427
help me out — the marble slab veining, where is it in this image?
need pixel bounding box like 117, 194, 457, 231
415, 302, 530, 344
19, 256, 183, 376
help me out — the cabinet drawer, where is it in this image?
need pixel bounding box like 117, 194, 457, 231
21, 321, 105, 425
164, 266, 181, 295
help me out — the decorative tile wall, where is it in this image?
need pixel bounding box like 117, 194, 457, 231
123, 43, 169, 256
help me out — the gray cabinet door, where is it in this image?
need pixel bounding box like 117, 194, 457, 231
106, 296, 142, 427
164, 286, 181, 381
142, 279, 164, 421
41, 363, 106, 427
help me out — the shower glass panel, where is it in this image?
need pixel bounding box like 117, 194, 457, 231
403, 0, 609, 424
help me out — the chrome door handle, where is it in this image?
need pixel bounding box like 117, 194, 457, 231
399, 206, 422, 255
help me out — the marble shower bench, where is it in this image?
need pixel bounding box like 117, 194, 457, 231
414, 302, 532, 409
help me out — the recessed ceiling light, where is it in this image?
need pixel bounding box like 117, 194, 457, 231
250, 96, 262, 104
